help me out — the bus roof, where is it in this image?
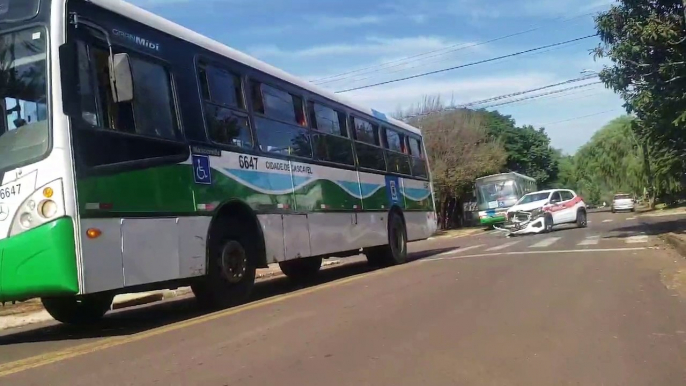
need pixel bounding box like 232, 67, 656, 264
475, 172, 536, 182
89, 0, 422, 137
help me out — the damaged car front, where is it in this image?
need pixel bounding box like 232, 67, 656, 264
495, 192, 552, 236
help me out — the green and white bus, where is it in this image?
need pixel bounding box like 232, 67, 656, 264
0, 0, 436, 324
475, 172, 536, 226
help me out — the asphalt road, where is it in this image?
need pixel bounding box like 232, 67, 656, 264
2, 210, 686, 385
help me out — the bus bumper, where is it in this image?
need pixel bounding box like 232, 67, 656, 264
0, 217, 79, 302
479, 214, 506, 226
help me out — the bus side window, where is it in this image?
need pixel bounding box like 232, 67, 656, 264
84, 46, 179, 140
408, 136, 428, 178
352, 117, 385, 171
198, 63, 253, 149
308, 101, 354, 165
250, 81, 311, 158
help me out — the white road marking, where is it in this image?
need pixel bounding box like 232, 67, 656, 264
625, 235, 649, 244
602, 219, 613, 223
434, 244, 485, 258
530, 237, 561, 248
485, 241, 520, 251
578, 236, 600, 246
425, 247, 647, 262
626, 217, 637, 221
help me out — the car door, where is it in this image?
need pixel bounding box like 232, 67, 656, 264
548, 191, 564, 224
558, 190, 577, 223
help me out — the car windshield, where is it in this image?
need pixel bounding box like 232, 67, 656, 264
517, 192, 550, 204
0, 26, 49, 173
476, 179, 519, 210
614, 194, 631, 200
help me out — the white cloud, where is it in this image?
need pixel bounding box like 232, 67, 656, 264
304, 15, 384, 29
250, 36, 466, 58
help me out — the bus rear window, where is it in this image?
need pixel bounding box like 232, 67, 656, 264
0, 0, 40, 22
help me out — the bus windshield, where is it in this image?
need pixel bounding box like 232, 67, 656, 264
476, 179, 518, 211
0, 26, 49, 173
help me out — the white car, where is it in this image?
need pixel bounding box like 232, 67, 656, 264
611, 193, 635, 213
495, 189, 588, 235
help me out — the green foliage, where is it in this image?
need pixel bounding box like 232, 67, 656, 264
480, 110, 559, 187
396, 95, 507, 199
572, 116, 645, 203
593, 0, 686, 186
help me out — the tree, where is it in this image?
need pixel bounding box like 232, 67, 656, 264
481, 110, 559, 187
593, 0, 686, 200
397, 96, 507, 229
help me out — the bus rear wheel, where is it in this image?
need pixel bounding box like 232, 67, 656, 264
279, 257, 322, 283
41, 294, 113, 325
192, 219, 257, 309
364, 212, 408, 267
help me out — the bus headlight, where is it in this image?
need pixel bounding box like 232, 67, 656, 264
19, 213, 33, 228
39, 200, 58, 218
9, 179, 65, 237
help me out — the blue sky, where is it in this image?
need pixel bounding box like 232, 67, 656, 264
130, 0, 623, 154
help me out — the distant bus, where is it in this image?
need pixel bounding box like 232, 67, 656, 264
475, 172, 537, 226
0, 0, 436, 325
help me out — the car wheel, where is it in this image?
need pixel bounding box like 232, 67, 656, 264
576, 210, 587, 228
544, 214, 554, 233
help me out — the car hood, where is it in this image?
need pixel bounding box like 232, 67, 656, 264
507, 200, 548, 213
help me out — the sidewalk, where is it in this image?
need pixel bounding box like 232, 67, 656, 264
0, 260, 344, 331
640, 207, 686, 218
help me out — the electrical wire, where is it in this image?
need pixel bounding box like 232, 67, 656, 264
334, 34, 599, 93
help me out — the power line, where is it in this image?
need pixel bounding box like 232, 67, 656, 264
334, 34, 599, 93
332, 39, 588, 89
482, 86, 605, 109
399, 80, 602, 120
540, 109, 620, 126
458, 75, 599, 108
311, 10, 600, 85
480, 82, 604, 109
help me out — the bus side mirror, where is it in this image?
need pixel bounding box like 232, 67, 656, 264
110, 53, 134, 103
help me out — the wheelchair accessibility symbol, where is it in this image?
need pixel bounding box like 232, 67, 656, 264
192, 155, 212, 185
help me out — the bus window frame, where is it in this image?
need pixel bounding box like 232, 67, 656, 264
194, 55, 255, 153
350, 113, 387, 173
67, 27, 189, 176
246, 76, 313, 162
381, 126, 412, 177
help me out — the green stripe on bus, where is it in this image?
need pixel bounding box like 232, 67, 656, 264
78, 164, 432, 214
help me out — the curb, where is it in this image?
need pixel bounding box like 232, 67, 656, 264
663, 233, 686, 258
112, 260, 345, 309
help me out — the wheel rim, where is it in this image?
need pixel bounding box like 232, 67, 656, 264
219, 240, 247, 284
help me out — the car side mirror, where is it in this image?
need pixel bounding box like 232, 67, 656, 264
109, 53, 134, 103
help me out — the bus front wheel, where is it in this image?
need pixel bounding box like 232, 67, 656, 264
192, 219, 257, 309
41, 294, 113, 325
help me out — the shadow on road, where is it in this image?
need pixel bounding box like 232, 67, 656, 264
0, 246, 458, 346
604, 217, 686, 240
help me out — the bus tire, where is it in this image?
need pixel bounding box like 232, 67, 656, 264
192, 219, 257, 309
365, 211, 408, 267
41, 294, 113, 325
279, 257, 322, 283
